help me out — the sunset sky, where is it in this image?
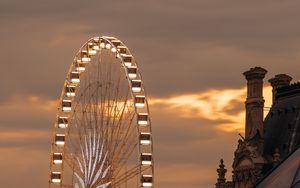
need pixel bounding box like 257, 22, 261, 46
1, 0, 300, 188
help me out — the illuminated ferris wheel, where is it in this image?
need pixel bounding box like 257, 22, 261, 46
49, 36, 154, 188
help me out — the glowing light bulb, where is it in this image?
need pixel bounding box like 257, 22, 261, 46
105, 43, 111, 49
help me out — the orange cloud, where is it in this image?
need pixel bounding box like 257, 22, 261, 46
0, 95, 58, 113
149, 86, 272, 133
0, 130, 47, 140
0, 95, 57, 141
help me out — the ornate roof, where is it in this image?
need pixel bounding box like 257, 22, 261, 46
255, 146, 300, 188
263, 84, 300, 161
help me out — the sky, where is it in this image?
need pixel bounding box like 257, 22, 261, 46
0, 0, 300, 187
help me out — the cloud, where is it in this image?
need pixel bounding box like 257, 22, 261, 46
151, 87, 243, 132
0, 96, 54, 187
0, 95, 57, 131
0, 95, 54, 151
0, 130, 49, 149
150, 86, 272, 132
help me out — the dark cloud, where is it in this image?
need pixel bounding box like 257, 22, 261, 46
1, 0, 300, 99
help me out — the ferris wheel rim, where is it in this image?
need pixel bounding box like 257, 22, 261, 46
49, 35, 154, 188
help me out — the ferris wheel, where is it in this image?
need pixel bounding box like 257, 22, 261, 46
49, 36, 154, 188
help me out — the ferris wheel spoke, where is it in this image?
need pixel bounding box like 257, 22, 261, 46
112, 137, 138, 177
74, 172, 85, 188
112, 165, 143, 187
111, 114, 138, 165
90, 141, 104, 184
111, 116, 136, 167
108, 98, 132, 160
90, 152, 109, 186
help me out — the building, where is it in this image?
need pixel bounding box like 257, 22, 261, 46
215, 67, 300, 188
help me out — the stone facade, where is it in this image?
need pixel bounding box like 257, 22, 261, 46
215, 67, 300, 188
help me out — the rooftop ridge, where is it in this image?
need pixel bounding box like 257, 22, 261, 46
276, 82, 300, 100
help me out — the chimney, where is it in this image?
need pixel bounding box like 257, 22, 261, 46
243, 67, 267, 139
268, 74, 292, 104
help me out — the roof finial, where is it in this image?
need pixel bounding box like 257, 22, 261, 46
215, 159, 227, 188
